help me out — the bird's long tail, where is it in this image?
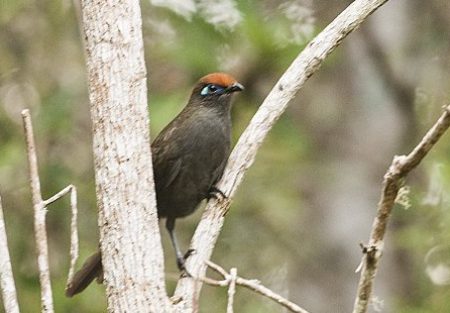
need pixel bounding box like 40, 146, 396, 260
66, 251, 103, 297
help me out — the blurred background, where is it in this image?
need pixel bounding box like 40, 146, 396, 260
1, 0, 450, 312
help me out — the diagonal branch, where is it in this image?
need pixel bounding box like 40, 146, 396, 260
352, 105, 450, 313
201, 261, 310, 313
174, 0, 391, 304
0, 194, 20, 313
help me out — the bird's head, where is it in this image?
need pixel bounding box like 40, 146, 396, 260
189, 73, 244, 110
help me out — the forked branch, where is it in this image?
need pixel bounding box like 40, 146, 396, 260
352, 105, 450, 313
22, 109, 54, 313
44, 185, 79, 290
201, 261, 310, 313
22, 109, 79, 313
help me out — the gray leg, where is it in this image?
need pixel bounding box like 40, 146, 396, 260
166, 217, 187, 271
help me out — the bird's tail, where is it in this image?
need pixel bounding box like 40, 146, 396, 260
66, 251, 103, 297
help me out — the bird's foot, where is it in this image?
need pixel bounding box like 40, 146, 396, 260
177, 249, 195, 277
207, 186, 227, 201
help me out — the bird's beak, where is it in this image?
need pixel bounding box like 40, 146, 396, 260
226, 82, 244, 93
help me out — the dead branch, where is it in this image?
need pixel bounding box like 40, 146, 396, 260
0, 194, 20, 313
22, 109, 80, 313
43, 184, 79, 290
174, 0, 391, 306
352, 105, 450, 313
226, 268, 237, 313
201, 261, 310, 313
22, 109, 54, 313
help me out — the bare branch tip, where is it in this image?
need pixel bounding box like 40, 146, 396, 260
21, 109, 30, 117
355, 260, 364, 273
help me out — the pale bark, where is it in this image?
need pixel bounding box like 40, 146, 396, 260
42, 184, 79, 290
226, 268, 237, 313
0, 195, 20, 313
352, 105, 450, 313
22, 109, 54, 313
23, 110, 81, 312
201, 261, 310, 313
174, 0, 390, 309
80, 0, 171, 312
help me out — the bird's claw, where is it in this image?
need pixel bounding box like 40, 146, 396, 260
184, 248, 195, 259
207, 186, 227, 201
177, 249, 196, 278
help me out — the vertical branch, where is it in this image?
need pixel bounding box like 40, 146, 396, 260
352, 105, 450, 313
22, 109, 54, 313
0, 194, 20, 313
226, 268, 237, 313
68, 186, 78, 284
80, 0, 170, 311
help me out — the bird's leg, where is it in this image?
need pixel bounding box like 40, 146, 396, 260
207, 186, 227, 201
165, 218, 194, 275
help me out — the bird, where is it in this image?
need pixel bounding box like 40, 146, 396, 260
66, 72, 244, 297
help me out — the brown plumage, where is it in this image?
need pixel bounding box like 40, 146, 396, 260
66, 73, 243, 297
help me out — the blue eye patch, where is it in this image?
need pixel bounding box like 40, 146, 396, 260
201, 84, 225, 96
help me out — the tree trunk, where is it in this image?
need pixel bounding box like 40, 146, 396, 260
80, 1, 171, 311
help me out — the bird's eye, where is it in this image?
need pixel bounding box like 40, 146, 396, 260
201, 84, 223, 96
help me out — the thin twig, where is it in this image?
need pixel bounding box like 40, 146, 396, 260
202, 261, 310, 313
68, 186, 79, 284
352, 105, 450, 313
43, 185, 71, 206
226, 268, 237, 313
199, 276, 228, 287
0, 194, 21, 313
206, 260, 229, 277
22, 109, 54, 313
43, 184, 79, 287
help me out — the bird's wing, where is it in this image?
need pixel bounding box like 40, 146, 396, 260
152, 123, 184, 188
163, 158, 182, 188
153, 147, 183, 188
